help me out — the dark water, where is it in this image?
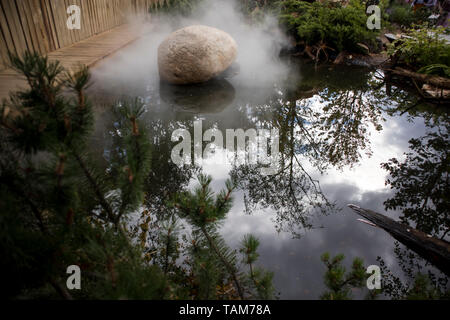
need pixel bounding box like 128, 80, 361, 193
87, 39, 449, 299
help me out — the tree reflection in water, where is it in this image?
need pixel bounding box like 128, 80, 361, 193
377, 241, 449, 299
367, 78, 450, 298
231, 64, 388, 237
382, 120, 449, 238
90, 58, 449, 297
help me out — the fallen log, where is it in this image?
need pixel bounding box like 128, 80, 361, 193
348, 204, 450, 277
384, 67, 450, 90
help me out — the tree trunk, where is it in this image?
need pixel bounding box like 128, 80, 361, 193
348, 204, 450, 277
385, 67, 450, 90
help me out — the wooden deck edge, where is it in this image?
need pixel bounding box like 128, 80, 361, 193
0, 23, 151, 101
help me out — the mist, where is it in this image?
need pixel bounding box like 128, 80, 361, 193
90, 0, 292, 98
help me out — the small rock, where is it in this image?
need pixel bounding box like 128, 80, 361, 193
357, 43, 370, 55
423, 84, 450, 99
384, 33, 398, 42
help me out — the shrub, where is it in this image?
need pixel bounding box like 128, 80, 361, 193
388, 4, 433, 28
418, 64, 450, 78
277, 0, 380, 53
0, 52, 275, 300
387, 25, 450, 76
149, 0, 203, 16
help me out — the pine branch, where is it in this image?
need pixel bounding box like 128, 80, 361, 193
0, 163, 48, 235
200, 226, 244, 299
72, 151, 116, 224
49, 277, 74, 300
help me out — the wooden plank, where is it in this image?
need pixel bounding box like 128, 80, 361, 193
2, 0, 28, 55
0, 29, 10, 70
0, 0, 151, 81
100, 0, 107, 32
95, 0, 103, 33
74, 0, 83, 42
41, 0, 60, 50
82, 0, 90, 35
85, 0, 95, 35
15, 0, 36, 53
64, 0, 76, 45
111, 0, 116, 28
50, 0, 70, 48
105, 0, 110, 30
0, 1, 17, 57
92, 0, 98, 33
88, 0, 99, 36
79, 0, 92, 40
0, 23, 143, 101
106, 0, 112, 30
0, 73, 27, 99
348, 204, 450, 277
112, 0, 117, 26
23, 0, 45, 54
28, 0, 50, 53
69, 0, 83, 42
99, 0, 108, 32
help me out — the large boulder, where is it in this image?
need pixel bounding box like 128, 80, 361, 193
158, 25, 238, 85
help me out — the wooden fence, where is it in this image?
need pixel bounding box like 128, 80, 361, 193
0, 0, 164, 70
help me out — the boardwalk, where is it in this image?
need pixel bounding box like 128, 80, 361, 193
0, 23, 148, 101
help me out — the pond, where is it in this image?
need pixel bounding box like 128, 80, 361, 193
86, 28, 449, 299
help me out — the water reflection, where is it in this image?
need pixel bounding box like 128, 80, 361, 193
228, 63, 390, 237
89, 56, 449, 298
382, 118, 449, 238
378, 242, 449, 299
159, 79, 236, 114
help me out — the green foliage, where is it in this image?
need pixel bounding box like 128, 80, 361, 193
6, 52, 93, 154
240, 234, 275, 299
382, 122, 449, 237
388, 4, 432, 29
173, 175, 275, 299
405, 273, 445, 300
240, 234, 260, 265
149, 0, 203, 16
0, 51, 162, 299
377, 251, 450, 300
239, 0, 280, 22
320, 252, 367, 300
387, 25, 450, 76
277, 0, 379, 53
0, 53, 276, 300
174, 173, 235, 228
418, 64, 450, 78
157, 214, 182, 275
173, 174, 244, 298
